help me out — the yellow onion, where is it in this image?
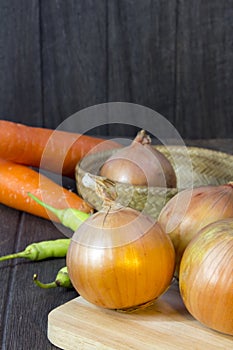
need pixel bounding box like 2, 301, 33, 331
179, 219, 233, 336
100, 129, 176, 188
66, 198, 175, 310
158, 182, 233, 277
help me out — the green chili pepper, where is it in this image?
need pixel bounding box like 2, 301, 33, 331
0, 239, 71, 262
33, 266, 73, 289
28, 192, 90, 231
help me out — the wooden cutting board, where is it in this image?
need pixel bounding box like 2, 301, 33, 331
47, 282, 232, 350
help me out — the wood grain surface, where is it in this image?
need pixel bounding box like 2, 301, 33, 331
0, 1, 232, 138
47, 281, 233, 350
0, 0, 43, 126
175, 0, 233, 139
107, 0, 177, 137
40, 0, 108, 132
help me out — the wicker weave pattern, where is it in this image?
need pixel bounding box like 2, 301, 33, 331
156, 146, 233, 187
76, 146, 233, 219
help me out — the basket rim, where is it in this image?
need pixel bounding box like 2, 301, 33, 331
78, 145, 233, 164
154, 145, 233, 159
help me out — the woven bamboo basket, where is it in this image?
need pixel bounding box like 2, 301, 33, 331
75, 146, 233, 219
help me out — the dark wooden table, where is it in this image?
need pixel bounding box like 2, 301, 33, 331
0, 139, 232, 350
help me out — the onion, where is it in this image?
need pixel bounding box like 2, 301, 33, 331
66, 185, 175, 310
179, 219, 233, 336
158, 182, 233, 277
100, 129, 177, 188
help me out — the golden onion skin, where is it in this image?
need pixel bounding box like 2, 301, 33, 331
158, 183, 233, 277
67, 207, 175, 310
100, 130, 177, 188
179, 219, 233, 336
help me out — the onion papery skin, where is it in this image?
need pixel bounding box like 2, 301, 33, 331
99, 130, 177, 188
67, 206, 175, 310
158, 183, 233, 277
179, 219, 233, 336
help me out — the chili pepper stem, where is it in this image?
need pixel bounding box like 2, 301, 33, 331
27, 192, 90, 231
33, 267, 73, 289
33, 274, 57, 289
28, 192, 67, 219
0, 251, 31, 261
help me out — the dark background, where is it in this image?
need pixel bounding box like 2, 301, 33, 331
0, 3, 233, 349
0, 0, 232, 139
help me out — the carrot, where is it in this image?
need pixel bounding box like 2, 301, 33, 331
0, 158, 92, 221
0, 120, 121, 177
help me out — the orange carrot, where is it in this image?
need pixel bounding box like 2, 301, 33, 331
0, 120, 120, 177
0, 158, 92, 221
